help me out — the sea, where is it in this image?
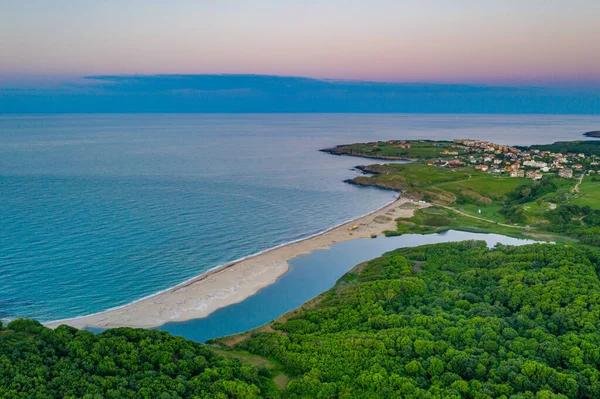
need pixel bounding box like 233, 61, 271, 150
1, 113, 599, 324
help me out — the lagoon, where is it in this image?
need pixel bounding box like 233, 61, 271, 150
159, 230, 539, 342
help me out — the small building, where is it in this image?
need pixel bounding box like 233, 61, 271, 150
475, 164, 489, 171
510, 170, 525, 178
523, 160, 548, 169
446, 159, 466, 168
526, 170, 543, 180
559, 168, 573, 179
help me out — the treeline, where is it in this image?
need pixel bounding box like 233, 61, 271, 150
500, 177, 600, 244
499, 179, 558, 223
232, 241, 600, 398
546, 205, 600, 246
505, 179, 558, 206
519, 141, 600, 157
0, 320, 279, 399
4, 242, 600, 398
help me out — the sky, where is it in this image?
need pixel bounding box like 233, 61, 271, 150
1, 0, 599, 86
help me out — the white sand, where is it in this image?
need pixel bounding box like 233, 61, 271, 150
46, 197, 427, 329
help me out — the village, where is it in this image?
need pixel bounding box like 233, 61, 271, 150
422, 139, 600, 180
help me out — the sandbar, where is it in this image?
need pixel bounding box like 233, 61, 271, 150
46, 197, 427, 329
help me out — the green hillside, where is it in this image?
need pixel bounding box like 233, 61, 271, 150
4, 242, 600, 398
216, 242, 600, 398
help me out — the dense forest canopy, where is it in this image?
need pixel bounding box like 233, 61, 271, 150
220, 242, 600, 398
3, 242, 600, 398
0, 320, 280, 399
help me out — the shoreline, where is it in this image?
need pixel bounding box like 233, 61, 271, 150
46, 196, 428, 330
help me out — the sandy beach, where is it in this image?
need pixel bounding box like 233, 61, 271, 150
46, 197, 427, 330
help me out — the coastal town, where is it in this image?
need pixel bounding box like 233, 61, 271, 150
383, 139, 600, 179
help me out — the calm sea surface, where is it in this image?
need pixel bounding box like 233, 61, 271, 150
1, 114, 599, 322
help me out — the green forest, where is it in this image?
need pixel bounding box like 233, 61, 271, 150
0, 320, 280, 399
3, 242, 600, 398
218, 242, 600, 398
518, 141, 600, 157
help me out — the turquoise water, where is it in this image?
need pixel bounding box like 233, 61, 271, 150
159, 230, 538, 342
1, 114, 598, 322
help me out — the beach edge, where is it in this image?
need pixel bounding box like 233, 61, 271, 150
45, 196, 427, 330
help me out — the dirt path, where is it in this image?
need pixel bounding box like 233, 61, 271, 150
439, 205, 527, 230
572, 174, 584, 193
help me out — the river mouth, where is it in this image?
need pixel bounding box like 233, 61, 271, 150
157, 230, 540, 342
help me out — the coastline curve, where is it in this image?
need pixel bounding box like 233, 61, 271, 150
45, 195, 427, 330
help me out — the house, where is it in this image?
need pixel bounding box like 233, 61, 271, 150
526, 171, 543, 180
510, 170, 525, 178
559, 168, 573, 179
523, 160, 548, 169
446, 160, 466, 168
475, 164, 489, 172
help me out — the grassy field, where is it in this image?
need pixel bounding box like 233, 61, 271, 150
354, 163, 530, 205
458, 203, 507, 222
572, 175, 600, 209
352, 162, 590, 224
355, 162, 472, 190
387, 206, 572, 244
211, 347, 290, 390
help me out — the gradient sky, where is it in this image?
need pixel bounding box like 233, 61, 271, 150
1, 0, 599, 86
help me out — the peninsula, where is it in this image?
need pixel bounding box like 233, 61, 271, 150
326, 139, 600, 246
584, 130, 600, 138
47, 137, 600, 329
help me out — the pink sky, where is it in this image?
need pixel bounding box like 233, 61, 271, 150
1, 1, 599, 85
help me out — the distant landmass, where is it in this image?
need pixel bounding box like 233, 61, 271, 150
1, 74, 600, 114
584, 131, 600, 138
